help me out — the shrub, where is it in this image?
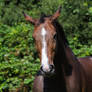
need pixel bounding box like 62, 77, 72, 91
0, 23, 40, 91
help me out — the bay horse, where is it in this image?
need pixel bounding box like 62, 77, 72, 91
24, 6, 92, 92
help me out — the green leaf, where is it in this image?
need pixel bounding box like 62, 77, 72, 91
24, 78, 32, 84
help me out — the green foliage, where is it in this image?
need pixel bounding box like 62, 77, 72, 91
39, 0, 63, 14
0, 23, 40, 91
0, 0, 40, 25
69, 36, 92, 57
0, 0, 92, 91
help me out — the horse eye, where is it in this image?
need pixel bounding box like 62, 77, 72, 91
53, 34, 57, 40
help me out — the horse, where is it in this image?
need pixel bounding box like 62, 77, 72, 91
24, 6, 92, 92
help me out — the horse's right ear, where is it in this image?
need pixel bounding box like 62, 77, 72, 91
23, 12, 38, 25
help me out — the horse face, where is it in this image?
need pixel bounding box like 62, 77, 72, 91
24, 6, 61, 76
33, 21, 56, 76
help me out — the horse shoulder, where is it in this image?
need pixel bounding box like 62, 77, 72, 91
64, 60, 86, 92
78, 56, 92, 92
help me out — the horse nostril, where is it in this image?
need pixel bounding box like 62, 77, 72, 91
49, 65, 54, 72
40, 66, 43, 72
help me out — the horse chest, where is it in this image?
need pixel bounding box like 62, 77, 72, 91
44, 77, 66, 92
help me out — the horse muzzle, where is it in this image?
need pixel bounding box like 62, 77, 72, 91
40, 65, 55, 77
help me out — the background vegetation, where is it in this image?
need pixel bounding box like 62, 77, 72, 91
0, 0, 92, 91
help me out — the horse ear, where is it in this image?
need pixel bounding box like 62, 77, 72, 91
51, 6, 62, 21
23, 12, 37, 25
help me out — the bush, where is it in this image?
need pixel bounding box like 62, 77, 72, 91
0, 23, 40, 91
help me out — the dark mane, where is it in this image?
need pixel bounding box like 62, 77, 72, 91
53, 20, 69, 46
39, 13, 51, 23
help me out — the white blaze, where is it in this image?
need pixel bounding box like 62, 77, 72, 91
41, 27, 49, 70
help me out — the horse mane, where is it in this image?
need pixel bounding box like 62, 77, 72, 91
53, 20, 69, 46
39, 13, 51, 24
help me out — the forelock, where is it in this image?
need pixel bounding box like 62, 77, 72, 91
39, 13, 51, 23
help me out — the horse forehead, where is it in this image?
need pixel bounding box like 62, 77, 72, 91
33, 23, 56, 39
41, 27, 55, 38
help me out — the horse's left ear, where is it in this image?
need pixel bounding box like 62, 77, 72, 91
23, 12, 38, 25
51, 6, 62, 21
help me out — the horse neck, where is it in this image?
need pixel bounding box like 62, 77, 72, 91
65, 46, 78, 64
